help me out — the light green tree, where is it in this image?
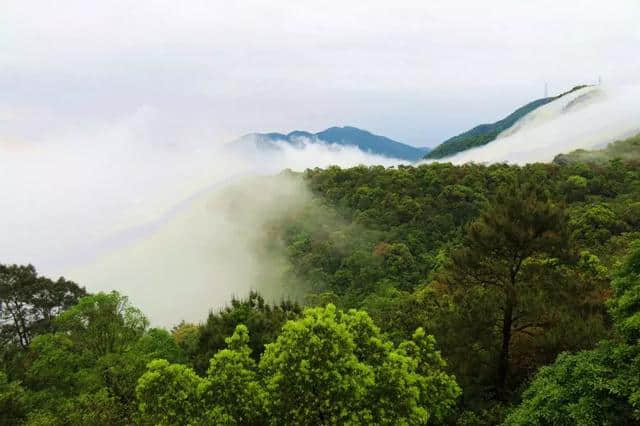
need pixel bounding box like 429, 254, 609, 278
260, 305, 460, 425
56, 291, 148, 356
259, 305, 375, 425
200, 325, 267, 424
137, 325, 265, 425
23, 292, 184, 424
136, 359, 205, 425
136, 304, 460, 425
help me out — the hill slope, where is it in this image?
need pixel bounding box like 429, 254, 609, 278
426, 85, 589, 160
553, 132, 640, 165
232, 126, 430, 161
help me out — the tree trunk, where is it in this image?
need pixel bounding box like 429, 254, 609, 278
497, 296, 513, 399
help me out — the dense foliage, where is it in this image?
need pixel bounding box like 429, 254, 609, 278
554, 133, 640, 165
0, 264, 86, 351
2, 135, 640, 424
192, 291, 302, 374
0, 265, 86, 382
7, 291, 185, 424
138, 305, 459, 425
504, 241, 640, 425
274, 137, 640, 419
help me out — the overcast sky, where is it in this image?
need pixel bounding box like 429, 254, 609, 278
2, 0, 639, 147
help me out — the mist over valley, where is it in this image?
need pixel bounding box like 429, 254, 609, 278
2, 1, 640, 424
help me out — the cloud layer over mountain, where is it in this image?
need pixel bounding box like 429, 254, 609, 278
441, 85, 640, 165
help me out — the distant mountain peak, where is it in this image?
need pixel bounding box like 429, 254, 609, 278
231, 126, 430, 161
286, 130, 315, 139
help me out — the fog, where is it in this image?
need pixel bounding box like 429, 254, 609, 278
4, 82, 640, 325
442, 85, 640, 165
0, 122, 406, 325
4, 81, 640, 325
66, 174, 310, 326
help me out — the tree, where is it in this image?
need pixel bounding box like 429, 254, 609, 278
0, 370, 26, 425
97, 328, 186, 417
136, 305, 460, 425
23, 292, 183, 424
137, 325, 267, 426
442, 182, 569, 398
195, 291, 301, 374
200, 325, 268, 424
56, 291, 148, 356
25, 333, 90, 396
0, 264, 85, 350
261, 305, 460, 424
259, 305, 375, 424
607, 240, 640, 343
504, 240, 640, 425
503, 341, 639, 426
65, 388, 124, 426
564, 175, 588, 202
171, 321, 201, 363
570, 204, 627, 245
136, 359, 205, 425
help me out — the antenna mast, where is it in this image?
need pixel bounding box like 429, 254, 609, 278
544, 81, 548, 97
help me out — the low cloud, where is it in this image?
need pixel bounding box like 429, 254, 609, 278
3, 85, 639, 325
440, 85, 640, 165
0, 115, 404, 325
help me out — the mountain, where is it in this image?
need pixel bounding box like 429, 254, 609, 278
426, 85, 590, 160
232, 126, 430, 161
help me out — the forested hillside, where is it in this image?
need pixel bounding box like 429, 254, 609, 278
426, 85, 590, 160
554, 132, 640, 165
2, 134, 640, 424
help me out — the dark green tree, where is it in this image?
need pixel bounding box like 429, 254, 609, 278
442, 182, 569, 398
0, 370, 26, 425
0, 264, 85, 350
195, 291, 301, 374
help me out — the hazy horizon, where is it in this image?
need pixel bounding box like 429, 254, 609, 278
3, 0, 639, 147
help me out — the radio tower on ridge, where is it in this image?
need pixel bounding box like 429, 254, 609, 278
544, 82, 548, 97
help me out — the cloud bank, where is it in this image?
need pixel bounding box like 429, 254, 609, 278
442, 85, 640, 165
3, 83, 640, 325
0, 119, 407, 325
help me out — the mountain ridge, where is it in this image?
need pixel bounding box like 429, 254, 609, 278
426, 85, 591, 160
232, 126, 430, 161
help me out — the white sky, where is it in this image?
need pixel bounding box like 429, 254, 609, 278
2, 0, 640, 146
